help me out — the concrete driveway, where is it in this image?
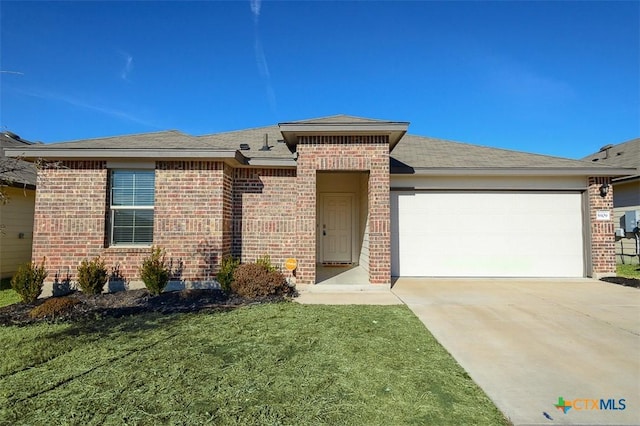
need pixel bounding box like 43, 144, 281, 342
392, 278, 640, 426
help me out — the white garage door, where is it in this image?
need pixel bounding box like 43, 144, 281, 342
391, 192, 584, 277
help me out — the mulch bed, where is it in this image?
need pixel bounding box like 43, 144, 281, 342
0, 289, 293, 327
600, 276, 640, 289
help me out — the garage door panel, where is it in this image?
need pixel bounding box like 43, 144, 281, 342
391, 192, 584, 277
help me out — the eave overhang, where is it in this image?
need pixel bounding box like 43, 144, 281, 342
4, 147, 250, 165
278, 121, 409, 153
390, 167, 638, 177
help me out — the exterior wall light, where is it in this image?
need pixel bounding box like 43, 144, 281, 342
599, 182, 610, 197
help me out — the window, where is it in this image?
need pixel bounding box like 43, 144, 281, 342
109, 170, 155, 245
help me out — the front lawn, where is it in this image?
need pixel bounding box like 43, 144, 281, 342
0, 303, 508, 425
617, 263, 640, 279
0, 289, 20, 308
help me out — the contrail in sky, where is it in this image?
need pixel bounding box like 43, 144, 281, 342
249, 0, 277, 114
0, 70, 24, 75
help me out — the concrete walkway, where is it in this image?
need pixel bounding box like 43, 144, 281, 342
392, 278, 640, 426
295, 284, 402, 305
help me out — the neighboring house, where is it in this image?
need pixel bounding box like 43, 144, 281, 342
583, 138, 640, 265
0, 131, 37, 279
4, 115, 635, 290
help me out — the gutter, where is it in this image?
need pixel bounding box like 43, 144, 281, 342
3, 147, 249, 164
391, 167, 637, 177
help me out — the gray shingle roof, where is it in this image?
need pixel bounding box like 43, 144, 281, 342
286, 114, 398, 124
44, 130, 199, 149
0, 133, 37, 187
3, 116, 635, 177
197, 125, 293, 159
391, 134, 617, 171
582, 138, 639, 179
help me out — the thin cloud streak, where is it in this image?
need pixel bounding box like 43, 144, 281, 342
249, 0, 277, 115
19, 88, 157, 128
118, 51, 133, 81
0, 70, 24, 75
250, 0, 261, 23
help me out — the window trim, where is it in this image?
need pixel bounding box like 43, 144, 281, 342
108, 169, 155, 247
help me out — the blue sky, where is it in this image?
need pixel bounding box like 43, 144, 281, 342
0, 1, 638, 159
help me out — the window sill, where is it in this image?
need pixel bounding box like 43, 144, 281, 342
104, 245, 152, 253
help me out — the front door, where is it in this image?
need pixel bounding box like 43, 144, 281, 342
322, 195, 352, 263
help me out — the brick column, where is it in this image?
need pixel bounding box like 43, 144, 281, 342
587, 176, 616, 278
295, 160, 317, 284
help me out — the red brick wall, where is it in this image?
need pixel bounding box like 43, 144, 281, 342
32, 161, 108, 282
232, 168, 297, 266
296, 135, 390, 285
34, 160, 236, 286
151, 161, 230, 281
588, 176, 616, 277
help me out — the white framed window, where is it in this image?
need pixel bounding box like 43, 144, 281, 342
109, 170, 155, 245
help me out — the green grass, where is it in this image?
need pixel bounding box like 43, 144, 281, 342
0, 289, 20, 308
0, 303, 508, 425
617, 263, 640, 279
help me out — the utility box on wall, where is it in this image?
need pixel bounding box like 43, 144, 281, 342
624, 210, 640, 232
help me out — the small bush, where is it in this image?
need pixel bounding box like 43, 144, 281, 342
217, 256, 239, 293
231, 263, 293, 298
77, 257, 108, 295
11, 258, 48, 303
139, 246, 170, 296
29, 296, 80, 319
256, 254, 279, 272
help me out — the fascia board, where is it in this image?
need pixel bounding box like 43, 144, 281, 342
4, 148, 247, 164
391, 167, 637, 177
246, 158, 297, 167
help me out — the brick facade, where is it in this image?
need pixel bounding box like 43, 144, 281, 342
232, 168, 297, 265
30, 146, 617, 290
32, 161, 108, 283
33, 160, 299, 289
295, 135, 390, 285
587, 176, 616, 277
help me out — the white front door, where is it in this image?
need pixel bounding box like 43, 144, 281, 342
322, 195, 352, 263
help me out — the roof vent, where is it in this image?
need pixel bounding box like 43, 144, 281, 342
599, 144, 613, 159
239, 143, 250, 150
3, 131, 21, 140
259, 133, 270, 151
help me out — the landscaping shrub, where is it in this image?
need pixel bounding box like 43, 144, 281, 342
77, 257, 108, 295
231, 263, 293, 298
256, 254, 279, 272
29, 296, 80, 319
216, 256, 239, 293
11, 258, 48, 303
139, 246, 170, 296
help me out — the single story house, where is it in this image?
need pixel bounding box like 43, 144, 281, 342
583, 138, 640, 265
0, 132, 37, 279
4, 115, 635, 288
